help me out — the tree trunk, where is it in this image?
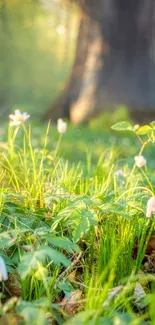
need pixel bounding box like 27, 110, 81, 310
45, 0, 155, 124
0, 0, 11, 115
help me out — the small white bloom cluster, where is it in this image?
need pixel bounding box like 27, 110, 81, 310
146, 197, 155, 218
9, 109, 30, 126
57, 118, 67, 134
134, 155, 146, 168
0, 256, 8, 282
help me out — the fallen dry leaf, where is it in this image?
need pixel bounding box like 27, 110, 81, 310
103, 285, 124, 307
133, 235, 155, 261
67, 270, 77, 282
46, 312, 55, 325
1, 313, 23, 325
0, 315, 9, 325
60, 290, 83, 316
7, 274, 21, 297
146, 236, 155, 255
144, 250, 155, 273
134, 282, 146, 309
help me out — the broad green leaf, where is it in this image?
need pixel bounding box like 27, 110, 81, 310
45, 236, 80, 253
58, 279, 73, 293
53, 206, 75, 222
0, 232, 15, 249
74, 217, 89, 242
136, 125, 152, 135
64, 310, 95, 325
85, 210, 98, 225
70, 195, 93, 207
34, 227, 51, 236
52, 206, 81, 230
19, 307, 48, 325
18, 247, 70, 279
40, 246, 70, 267
17, 298, 50, 310
18, 251, 46, 279
111, 121, 133, 131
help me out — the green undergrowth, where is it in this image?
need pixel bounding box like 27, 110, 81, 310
1, 112, 155, 324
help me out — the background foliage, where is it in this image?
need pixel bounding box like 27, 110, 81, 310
0, 0, 78, 116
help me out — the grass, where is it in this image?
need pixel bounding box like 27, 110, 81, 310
1, 110, 155, 324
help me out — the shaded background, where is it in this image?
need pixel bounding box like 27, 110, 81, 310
0, 0, 78, 117
1, 0, 155, 123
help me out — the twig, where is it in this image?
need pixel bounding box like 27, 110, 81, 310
56, 252, 82, 283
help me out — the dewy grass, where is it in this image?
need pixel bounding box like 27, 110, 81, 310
2, 121, 53, 208
1, 113, 155, 324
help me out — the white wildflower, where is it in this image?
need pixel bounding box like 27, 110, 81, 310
0, 256, 8, 281
9, 109, 30, 126
57, 118, 67, 134
134, 155, 146, 168
56, 25, 65, 35
146, 197, 155, 218
114, 169, 124, 177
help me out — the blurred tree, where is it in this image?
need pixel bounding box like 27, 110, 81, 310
0, 0, 77, 117
0, 0, 10, 114
45, 0, 155, 123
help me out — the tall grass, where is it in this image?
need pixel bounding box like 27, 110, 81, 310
0, 116, 155, 324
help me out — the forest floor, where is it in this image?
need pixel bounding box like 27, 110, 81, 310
1, 109, 155, 325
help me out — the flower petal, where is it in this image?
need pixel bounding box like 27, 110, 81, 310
10, 121, 21, 127
15, 109, 22, 116
0, 256, 8, 281
9, 114, 15, 120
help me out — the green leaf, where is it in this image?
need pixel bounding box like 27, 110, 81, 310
150, 121, 155, 129
17, 298, 50, 310
45, 236, 80, 253
148, 129, 155, 143
0, 232, 15, 249
58, 279, 73, 293
133, 124, 140, 131
111, 121, 133, 131
40, 246, 70, 267
64, 310, 95, 325
19, 307, 48, 325
85, 210, 98, 226
74, 217, 89, 242
17, 251, 46, 279
18, 247, 70, 279
52, 206, 75, 229
72, 209, 98, 242
136, 125, 152, 135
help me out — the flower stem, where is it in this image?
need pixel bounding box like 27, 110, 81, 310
54, 133, 63, 157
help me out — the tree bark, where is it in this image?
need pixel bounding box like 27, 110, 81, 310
0, 0, 11, 114
45, 0, 155, 124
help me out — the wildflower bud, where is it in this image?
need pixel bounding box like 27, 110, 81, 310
134, 155, 146, 168
0, 256, 8, 281
146, 197, 155, 218
57, 118, 67, 134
